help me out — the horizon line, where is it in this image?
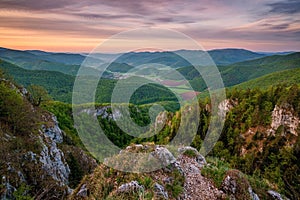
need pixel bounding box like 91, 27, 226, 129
0, 46, 298, 54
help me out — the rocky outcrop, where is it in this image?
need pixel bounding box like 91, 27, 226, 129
153, 183, 168, 199
76, 184, 88, 198
270, 104, 299, 136
80, 106, 122, 120
151, 146, 176, 166
221, 170, 259, 200
42, 116, 63, 143
117, 181, 144, 194
0, 176, 16, 199
178, 146, 207, 168
218, 99, 237, 117
39, 115, 70, 186
267, 190, 289, 200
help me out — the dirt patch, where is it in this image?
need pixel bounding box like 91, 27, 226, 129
160, 80, 187, 87
181, 91, 200, 100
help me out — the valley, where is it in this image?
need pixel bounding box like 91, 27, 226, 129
0, 47, 299, 200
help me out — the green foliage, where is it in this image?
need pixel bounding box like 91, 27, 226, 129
27, 85, 52, 106
42, 101, 83, 147
139, 176, 153, 190
201, 157, 230, 188
165, 169, 184, 198
182, 149, 198, 158
67, 153, 84, 188
13, 183, 34, 200
233, 68, 300, 90
0, 81, 37, 134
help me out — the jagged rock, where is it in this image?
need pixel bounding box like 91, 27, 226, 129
1, 176, 16, 200
222, 175, 237, 195
151, 146, 176, 166
218, 99, 236, 117
117, 181, 144, 193
188, 164, 201, 174
178, 146, 207, 167
267, 190, 288, 200
154, 183, 168, 199
270, 104, 299, 136
17, 171, 26, 183
42, 116, 63, 143
24, 151, 37, 163
221, 170, 251, 200
248, 187, 260, 200
39, 136, 70, 185
39, 116, 70, 186
76, 184, 88, 197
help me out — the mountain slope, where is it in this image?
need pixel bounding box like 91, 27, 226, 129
221, 52, 300, 86
0, 59, 179, 106
0, 77, 97, 199
0, 59, 75, 102
232, 68, 300, 90
0, 47, 104, 76
176, 52, 300, 91
208, 48, 265, 65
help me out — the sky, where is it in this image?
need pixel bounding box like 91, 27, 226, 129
0, 0, 299, 52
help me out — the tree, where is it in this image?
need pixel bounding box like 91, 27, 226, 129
27, 85, 52, 106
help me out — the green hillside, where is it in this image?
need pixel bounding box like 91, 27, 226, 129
233, 68, 300, 90
176, 52, 300, 91
0, 59, 178, 107
221, 52, 300, 86
0, 59, 75, 102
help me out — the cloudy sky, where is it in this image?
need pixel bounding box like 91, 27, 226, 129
0, 0, 299, 52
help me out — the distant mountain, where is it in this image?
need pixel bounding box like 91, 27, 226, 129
0, 47, 294, 75
208, 48, 265, 65
113, 48, 266, 67
0, 59, 178, 106
0, 47, 123, 76
0, 59, 75, 102
256, 51, 295, 56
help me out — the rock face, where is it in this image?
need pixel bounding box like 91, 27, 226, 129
218, 99, 236, 117
39, 115, 70, 185
42, 116, 63, 143
270, 104, 299, 136
267, 190, 287, 200
1, 176, 16, 199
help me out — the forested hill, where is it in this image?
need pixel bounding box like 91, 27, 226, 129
177, 52, 300, 91
0, 59, 179, 107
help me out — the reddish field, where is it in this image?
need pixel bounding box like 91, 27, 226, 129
160, 80, 187, 86
181, 91, 200, 100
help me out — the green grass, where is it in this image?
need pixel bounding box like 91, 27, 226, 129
201, 157, 230, 188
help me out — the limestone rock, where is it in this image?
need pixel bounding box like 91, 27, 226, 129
76, 184, 88, 197
267, 190, 288, 200
154, 183, 168, 199
117, 181, 144, 193
151, 146, 176, 166
270, 104, 299, 136
178, 146, 207, 167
